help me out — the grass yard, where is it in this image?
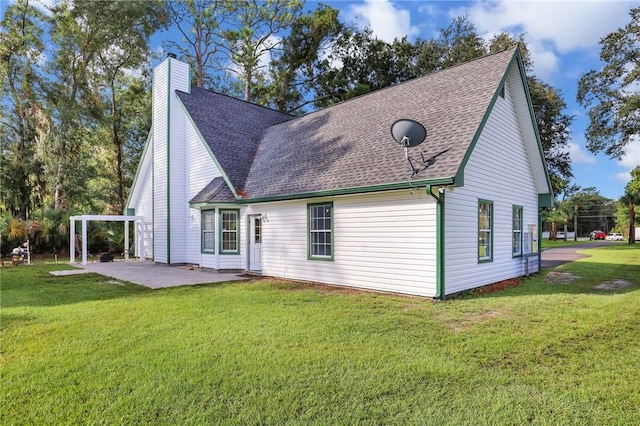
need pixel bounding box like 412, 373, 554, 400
541, 238, 603, 249
2, 245, 640, 425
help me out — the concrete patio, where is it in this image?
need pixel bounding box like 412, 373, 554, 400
51, 260, 250, 289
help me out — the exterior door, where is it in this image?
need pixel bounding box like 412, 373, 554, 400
249, 215, 262, 271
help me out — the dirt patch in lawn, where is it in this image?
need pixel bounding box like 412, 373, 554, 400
594, 279, 635, 291
440, 310, 510, 332
271, 279, 378, 296
545, 271, 581, 284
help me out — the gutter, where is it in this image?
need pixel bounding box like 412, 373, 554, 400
426, 184, 446, 300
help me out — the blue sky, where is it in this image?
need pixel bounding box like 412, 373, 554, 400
323, 0, 639, 201
4, 0, 639, 200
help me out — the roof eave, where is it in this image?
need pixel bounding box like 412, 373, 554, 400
236, 177, 456, 204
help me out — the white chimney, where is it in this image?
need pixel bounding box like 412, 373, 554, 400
151, 55, 191, 264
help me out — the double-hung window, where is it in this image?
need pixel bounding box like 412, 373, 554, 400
478, 200, 493, 262
512, 206, 523, 257
220, 209, 240, 254
308, 202, 333, 260
201, 210, 215, 253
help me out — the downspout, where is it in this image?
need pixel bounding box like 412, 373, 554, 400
538, 208, 543, 270
426, 184, 445, 299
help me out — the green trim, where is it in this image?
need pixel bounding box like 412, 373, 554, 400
175, 96, 239, 197
151, 132, 155, 262
201, 209, 215, 254
538, 193, 554, 208
189, 201, 239, 209
516, 52, 555, 202
126, 208, 135, 216
426, 185, 445, 300
239, 178, 454, 205
166, 58, 172, 264
537, 209, 543, 267
454, 53, 515, 187
453, 48, 555, 201
125, 131, 153, 212
478, 199, 494, 263
307, 202, 334, 261
512, 205, 523, 258
219, 209, 240, 254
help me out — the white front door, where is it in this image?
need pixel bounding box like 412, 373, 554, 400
249, 215, 262, 271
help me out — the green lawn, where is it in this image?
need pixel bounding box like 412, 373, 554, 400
2, 245, 640, 425
541, 238, 600, 249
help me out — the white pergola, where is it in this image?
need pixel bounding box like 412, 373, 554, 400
70, 215, 145, 265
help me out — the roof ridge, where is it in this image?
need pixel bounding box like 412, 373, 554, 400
287, 46, 518, 121
177, 86, 293, 118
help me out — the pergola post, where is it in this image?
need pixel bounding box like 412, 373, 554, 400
70, 217, 76, 263
69, 215, 146, 265
124, 220, 129, 261
137, 219, 145, 261
81, 218, 88, 265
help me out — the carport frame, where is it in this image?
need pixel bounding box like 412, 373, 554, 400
69, 215, 145, 265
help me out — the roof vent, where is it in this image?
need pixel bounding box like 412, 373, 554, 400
167, 53, 177, 59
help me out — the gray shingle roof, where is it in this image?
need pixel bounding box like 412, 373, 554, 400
179, 47, 518, 202
189, 177, 236, 203
176, 88, 292, 195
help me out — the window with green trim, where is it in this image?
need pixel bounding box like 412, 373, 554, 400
220, 209, 239, 254
512, 206, 523, 257
308, 203, 333, 259
478, 200, 493, 262
201, 210, 215, 253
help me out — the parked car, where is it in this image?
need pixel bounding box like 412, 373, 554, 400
591, 231, 606, 240
605, 232, 624, 241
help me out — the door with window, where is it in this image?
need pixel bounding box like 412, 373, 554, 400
249, 215, 262, 271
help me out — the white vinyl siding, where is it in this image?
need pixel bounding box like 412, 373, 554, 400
255, 190, 437, 297
183, 108, 223, 264
444, 66, 540, 295
167, 59, 190, 264
152, 60, 169, 263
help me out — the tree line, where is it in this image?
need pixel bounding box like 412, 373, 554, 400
1, 0, 638, 252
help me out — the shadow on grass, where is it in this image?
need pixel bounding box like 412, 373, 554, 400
1, 265, 241, 310
1, 266, 151, 309
461, 264, 640, 301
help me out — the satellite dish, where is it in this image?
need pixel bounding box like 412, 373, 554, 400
390, 119, 427, 148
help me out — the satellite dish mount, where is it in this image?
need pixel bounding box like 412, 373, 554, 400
390, 119, 431, 177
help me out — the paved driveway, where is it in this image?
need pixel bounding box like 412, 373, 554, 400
53, 260, 250, 289
541, 241, 613, 269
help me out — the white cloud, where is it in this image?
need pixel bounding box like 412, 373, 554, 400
617, 136, 640, 182
566, 141, 597, 164
615, 171, 632, 183
620, 136, 640, 169
463, 0, 635, 78
349, 0, 419, 43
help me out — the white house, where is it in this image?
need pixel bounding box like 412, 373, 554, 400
126, 46, 553, 298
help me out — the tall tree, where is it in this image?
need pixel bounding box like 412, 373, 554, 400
577, 7, 640, 159
621, 167, 640, 243
164, 0, 228, 89
90, 0, 164, 212
222, 0, 303, 102
41, 0, 161, 212
567, 187, 615, 236
261, 3, 342, 113
0, 0, 47, 218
